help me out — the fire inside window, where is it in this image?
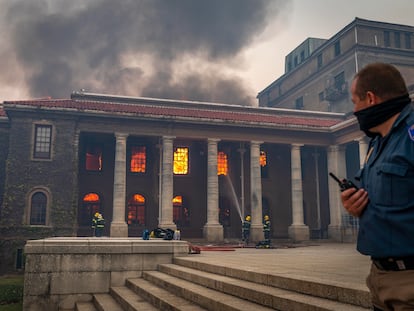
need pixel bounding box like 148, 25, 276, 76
260, 151, 267, 167
173, 147, 188, 175
217, 151, 228, 176
131, 146, 146, 173
85, 145, 102, 171
82, 193, 100, 226
127, 194, 145, 225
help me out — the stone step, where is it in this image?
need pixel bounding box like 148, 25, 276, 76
110, 286, 159, 311
126, 277, 208, 310
158, 263, 369, 311
140, 271, 275, 311
93, 293, 124, 311
75, 301, 97, 311
173, 257, 371, 308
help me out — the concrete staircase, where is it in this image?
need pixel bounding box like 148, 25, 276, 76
76, 256, 371, 311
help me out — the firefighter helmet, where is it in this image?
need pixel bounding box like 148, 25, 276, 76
245, 215, 251, 221
264, 215, 270, 221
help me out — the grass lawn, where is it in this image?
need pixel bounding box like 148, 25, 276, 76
0, 275, 24, 311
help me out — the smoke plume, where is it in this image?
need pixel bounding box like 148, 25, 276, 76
1, 0, 287, 105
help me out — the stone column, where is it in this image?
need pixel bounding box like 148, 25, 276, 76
110, 133, 128, 237
249, 141, 264, 242
288, 144, 309, 241
327, 144, 347, 241
158, 136, 176, 229
203, 138, 223, 241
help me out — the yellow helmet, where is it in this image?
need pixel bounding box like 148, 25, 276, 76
94, 212, 100, 217
264, 215, 270, 221
245, 215, 251, 221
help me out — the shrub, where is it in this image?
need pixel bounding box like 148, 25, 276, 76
0, 276, 24, 305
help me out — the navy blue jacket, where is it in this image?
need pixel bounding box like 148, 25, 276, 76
357, 103, 414, 258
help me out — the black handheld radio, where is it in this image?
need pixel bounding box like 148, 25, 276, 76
329, 172, 358, 192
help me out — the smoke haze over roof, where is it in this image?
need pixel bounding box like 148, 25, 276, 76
1, 0, 289, 105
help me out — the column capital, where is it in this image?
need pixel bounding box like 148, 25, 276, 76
250, 140, 263, 146
207, 138, 221, 143
114, 132, 129, 140
291, 143, 304, 148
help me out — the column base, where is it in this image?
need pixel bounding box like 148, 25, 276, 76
110, 222, 128, 237
288, 224, 309, 241
203, 224, 223, 242
250, 225, 265, 243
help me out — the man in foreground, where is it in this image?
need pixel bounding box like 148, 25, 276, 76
341, 63, 414, 310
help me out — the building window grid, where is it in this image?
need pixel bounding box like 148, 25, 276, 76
173, 147, 189, 175
130, 146, 146, 173
334, 41, 341, 57
394, 32, 401, 48
33, 125, 52, 159
405, 33, 411, 49
217, 151, 228, 176
384, 31, 390, 47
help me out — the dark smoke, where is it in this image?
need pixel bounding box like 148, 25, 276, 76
1, 0, 288, 105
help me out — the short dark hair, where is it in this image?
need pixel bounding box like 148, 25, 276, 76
354, 63, 408, 100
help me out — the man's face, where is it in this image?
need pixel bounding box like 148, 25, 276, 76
351, 78, 370, 113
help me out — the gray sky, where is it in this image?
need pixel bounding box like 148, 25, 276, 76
0, 0, 413, 105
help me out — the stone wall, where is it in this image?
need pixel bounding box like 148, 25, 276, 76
23, 238, 189, 311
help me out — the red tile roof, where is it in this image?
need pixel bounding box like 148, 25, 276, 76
2, 98, 344, 128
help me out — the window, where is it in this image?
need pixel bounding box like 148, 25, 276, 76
173, 195, 190, 227
334, 71, 345, 90
394, 32, 401, 48
217, 151, 228, 176
295, 97, 304, 110
173, 147, 189, 175
85, 145, 103, 171
334, 41, 341, 57
81, 193, 100, 225
260, 150, 268, 178
317, 54, 323, 69
384, 31, 390, 47
30, 192, 47, 225
318, 91, 325, 102
405, 33, 411, 49
33, 124, 52, 159
127, 194, 145, 225
294, 56, 298, 66
130, 146, 146, 173
300, 51, 305, 62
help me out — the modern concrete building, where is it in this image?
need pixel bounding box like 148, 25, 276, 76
258, 18, 414, 113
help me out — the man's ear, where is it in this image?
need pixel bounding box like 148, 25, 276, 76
366, 91, 379, 105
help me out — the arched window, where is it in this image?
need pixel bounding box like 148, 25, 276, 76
173, 195, 189, 227
81, 193, 101, 225
127, 194, 145, 225
30, 192, 47, 225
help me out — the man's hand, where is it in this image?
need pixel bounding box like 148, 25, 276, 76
341, 188, 369, 217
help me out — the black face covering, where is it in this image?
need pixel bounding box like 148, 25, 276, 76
354, 94, 411, 137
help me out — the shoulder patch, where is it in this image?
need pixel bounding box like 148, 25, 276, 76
408, 125, 414, 141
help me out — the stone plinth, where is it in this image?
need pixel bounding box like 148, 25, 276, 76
23, 237, 189, 311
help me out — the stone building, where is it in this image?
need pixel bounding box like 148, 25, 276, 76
0, 91, 363, 274
258, 18, 414, 112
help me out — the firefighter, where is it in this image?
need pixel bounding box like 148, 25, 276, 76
263, 215, 271, 246
91, 212, 100, 236
242, 215, 251, 245
92, 212, 105, 237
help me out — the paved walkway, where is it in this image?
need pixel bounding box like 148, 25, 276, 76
185, 242, 370, 293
